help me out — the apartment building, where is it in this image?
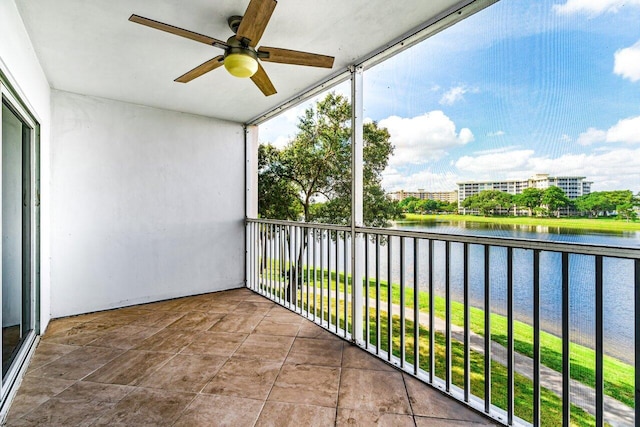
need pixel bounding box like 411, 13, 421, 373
457, 174, 592, 215
388, 189, 458, 203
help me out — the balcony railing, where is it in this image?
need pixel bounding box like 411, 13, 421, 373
246, 218, 640, 426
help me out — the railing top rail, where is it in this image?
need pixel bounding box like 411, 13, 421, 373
247, 219, 640, 259
247, 217, 352, 232
356, 225, 640, 259
246, 217, 640, 259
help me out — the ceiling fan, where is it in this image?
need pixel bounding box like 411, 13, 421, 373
129, 0, 335, 96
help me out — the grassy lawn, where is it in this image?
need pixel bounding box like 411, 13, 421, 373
377, 279, 635, 408
402, 213, 640, 232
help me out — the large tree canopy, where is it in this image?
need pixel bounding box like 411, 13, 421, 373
258, 92, 401, 227
513, 188, 544, 216
541, 186, 570, 218
462, 190, 513, 216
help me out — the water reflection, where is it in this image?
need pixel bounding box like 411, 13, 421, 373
395, 219, 640, 246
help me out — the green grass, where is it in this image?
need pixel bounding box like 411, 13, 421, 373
402, 213, 640, 232
377, 279, 635, 408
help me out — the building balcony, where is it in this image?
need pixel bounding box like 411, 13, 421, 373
5, 288, 496, 426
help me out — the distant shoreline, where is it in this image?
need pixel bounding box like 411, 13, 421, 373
401, 213, 640, 232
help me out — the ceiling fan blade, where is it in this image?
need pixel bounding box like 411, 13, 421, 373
175, 56, 225, 83
236, 0, 277, 47
129, 14, 228, 49
251, 63, 277, 96
258, 46, 334, 68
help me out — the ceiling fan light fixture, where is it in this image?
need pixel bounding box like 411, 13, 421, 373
224, 52, 258, 78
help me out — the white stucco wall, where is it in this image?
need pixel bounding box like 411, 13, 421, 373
50, 90, 245, 317
0, 0, 52, 331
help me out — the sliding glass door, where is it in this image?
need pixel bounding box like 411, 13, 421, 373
0, 81, 38, 404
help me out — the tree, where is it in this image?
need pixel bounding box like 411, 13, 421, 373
541, 186, 570, 218
574, 190, 634, 217
616, 202, 638, 222
258, 92, 401, 299
258, 144, 301, 220
513, 188, 543, 216
462, 190, 513, 216
398, 196, 419, 212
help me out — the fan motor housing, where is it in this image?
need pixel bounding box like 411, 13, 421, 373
227, 15, 243, 34
224, 36, 258, 60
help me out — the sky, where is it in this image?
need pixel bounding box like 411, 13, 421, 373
259, 0, 640, 194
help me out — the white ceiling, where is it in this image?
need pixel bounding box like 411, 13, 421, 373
16, 0, 468, 123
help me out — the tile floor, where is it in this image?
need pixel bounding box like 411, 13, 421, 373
5, 288, 498, 426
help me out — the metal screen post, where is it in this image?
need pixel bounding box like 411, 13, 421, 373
350, 65, 364, 342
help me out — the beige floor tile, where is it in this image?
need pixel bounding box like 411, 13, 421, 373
195, 299, 242, 313
342, 344, 396, 371
84, 350, 173, 385
17, 381, 133, 426
138, 354, 226, 392
129, 311, 186, 328
338, 368, 411, 414
404, 374, 492, 423
265, 307, 306, 324
181, 330, 247, 357
88, 307, 155, 325
43, 321, 122, 346
209, 313, 265, 333
92, 388, 195, 426
253, 317, 302, 336
134, 328, 201, 353
173, 394, 263, 427
241, 292, 275, 303
234, 333, 294, 361
256, 402, 336, 427
202, 356, 282, 400
414, 416, 492, 426
86, 325, 162, 350
336, 408, 415, 426
21, 396, 114, 426
297, 321, 343, 340
5, 376, 75, 420
285, 337, 343, 367
165, 312, 225, 330
269, 364, 340, 408
42, 317, 86, 337
233, 300, 275, 315
26, 341, 78, 370
26, 346, 124, 380
53, 381, 134, 404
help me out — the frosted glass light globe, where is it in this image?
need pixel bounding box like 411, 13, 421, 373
224, 53, 259, 78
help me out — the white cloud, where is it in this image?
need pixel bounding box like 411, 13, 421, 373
553, 0, 640, 15
560, 134, 572, 143
614, 40, 640, 82
455, 147, 640, 192
606, 116, 640, 143
456, 149, 535, 173
439, 85, 478, 106
576, 116, 640, 146
379, 111, 474, 167
382, 168, 460, 192
576, 127, 606, 146
487, 130, 505, 137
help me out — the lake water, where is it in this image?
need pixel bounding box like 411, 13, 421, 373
386, 220, 640, 363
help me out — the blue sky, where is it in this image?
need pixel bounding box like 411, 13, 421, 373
260, 0, 640, 193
